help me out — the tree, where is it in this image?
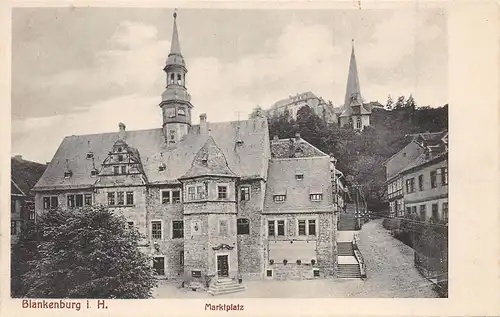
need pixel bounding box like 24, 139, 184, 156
249, 106, 264, 119
12, 206, 157, 298
385, 94, 394, 111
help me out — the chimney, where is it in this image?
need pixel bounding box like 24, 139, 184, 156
288, 138, 295, 158
200, 113, 209, 134
118, 122, 126, 140
13, 155, 22, 160
295, 133, 301, 141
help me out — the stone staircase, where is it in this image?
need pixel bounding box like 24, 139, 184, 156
207, 278, 246, 296
338, 213, 357, 231
337, 264, 362, 278
337, 242, 354, 256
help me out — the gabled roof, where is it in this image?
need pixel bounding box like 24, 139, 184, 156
180, 136, 237, 179
11, 157, 47, 199
405, 131, 448, 145
34, 118, 270, 191
271, 136, 328, 159
263, 156, 333, 213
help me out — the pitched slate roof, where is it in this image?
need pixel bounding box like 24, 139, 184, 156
263, 156, 333, 213
11, 157, 47, 199
180, 136, 237, 179
400, 151, 448, 175
34, 118, 270, 191
270, 137, 327, 159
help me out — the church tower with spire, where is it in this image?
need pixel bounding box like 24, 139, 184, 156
160, 11, 193, 144
339, 40, 371, 130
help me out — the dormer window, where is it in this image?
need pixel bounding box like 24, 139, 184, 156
117, 147, 123, 153
64, 170, 73, 179
90, 169, 98, 177
310, 194, 323, 201
295, 173, 304, 180
158, 163, 166, 172
86, 152, 94, 159
273, 195, 286, 203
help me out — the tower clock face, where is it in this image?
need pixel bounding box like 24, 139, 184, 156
165, 108, 175, 118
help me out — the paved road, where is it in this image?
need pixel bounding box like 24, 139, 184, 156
353, 218, 438, 298
154, 219, 437, 298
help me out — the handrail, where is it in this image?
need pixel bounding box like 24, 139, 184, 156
352, 233, 367, 279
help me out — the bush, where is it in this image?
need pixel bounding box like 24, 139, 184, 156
11, 206, 157, 298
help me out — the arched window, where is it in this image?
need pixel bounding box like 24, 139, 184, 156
348, 117, 353, 129
177, 74, 182, 85
237, 218, 250, 234
170, 73, 175, 84
356, 117, 362, 129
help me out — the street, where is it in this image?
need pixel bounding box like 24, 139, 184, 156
154, 219, 437, 298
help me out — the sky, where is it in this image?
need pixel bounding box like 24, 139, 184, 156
11, 7, 448, 163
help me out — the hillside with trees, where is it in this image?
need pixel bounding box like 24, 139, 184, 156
260, 96, 448, 212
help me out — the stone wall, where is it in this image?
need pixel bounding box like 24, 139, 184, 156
267, 263, 319, 280
236, 179, 265, 280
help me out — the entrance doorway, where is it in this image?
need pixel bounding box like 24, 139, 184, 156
217, 255, 229, 277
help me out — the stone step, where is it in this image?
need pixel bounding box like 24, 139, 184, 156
210, 283, 246, 291
208, 284, 246, 296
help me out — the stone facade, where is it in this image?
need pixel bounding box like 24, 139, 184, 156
33, 12, 339, 284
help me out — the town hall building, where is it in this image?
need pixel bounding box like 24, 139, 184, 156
33, 12, 339, 288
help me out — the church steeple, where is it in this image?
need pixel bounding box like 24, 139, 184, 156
160, 10, 193, 145
343, 39, 363, 108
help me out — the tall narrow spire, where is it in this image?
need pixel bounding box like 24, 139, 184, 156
170, 10, 182, 56
343, 39, 362, 108
165, 10, 185, 69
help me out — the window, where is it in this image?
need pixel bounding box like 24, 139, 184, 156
442, 202, 449, 221
86, 152, 94, 159
64, 171, 73, 179
406, 178, 415, 193
219, 219, 228, 236
356, 117, 362, 129
277, 220, 285, 236
406, 207, 411, 215
127, 221, 134, 229
117, 192, 125, 205
75, 194, 83, 207
180, 251, 184, 266
121, 165, 127, 174
430, 171, 437, 188
90, 169, 98, 177
108, 192, 115, 206
273, 195, 286, 202
441, 167, 448, 185
172, 220, 184, 239
419, 205, 426, 221
218, 186, 228, 200
196, 184, 205, 200
310, 194, 323, 201
418, 175, 424, 191
240, 186, 250, 201
126, 192, 134, 205
67, 195, 75, 208
11, 221, 17, 235
178, 107, 186, 116
295, 174, 304, 180
118, 154, 123, 162
188, 187, 196, 201
161, 191, 170, 204
313, 269, 320, 277
84, 194, 92, 206
170, 73, 175, 83
237, 218, 250, 234
266, 270, 273, 277
177, 74, 182, 85
172, 190, 181, 203
114, 166, 120, 175
298, 220, 306, 235
151, 221, 162, 240
153, 257, 165, 275
268, 220, 275, 236
432, 203, 439, 220
308, 220, 316, 236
